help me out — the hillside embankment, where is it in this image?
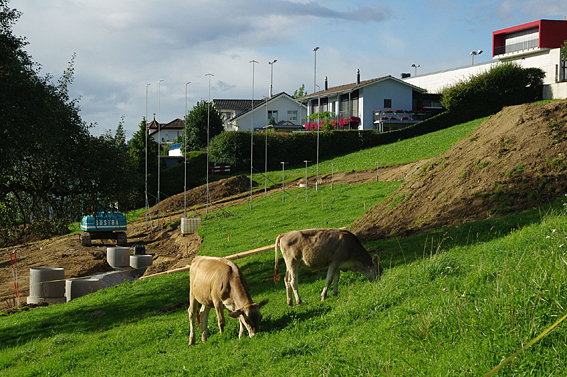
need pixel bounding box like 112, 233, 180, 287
353, 100, 567, 239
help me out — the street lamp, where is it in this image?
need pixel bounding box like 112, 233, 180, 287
157, 79, 164, 233
205, 74, 213, 214
411, 64, 420, 76
316, 84, 320, 191
249, 60, 258, 210
145, 83, 150, 230
264, 96, 269, 196
470, 50, 483, 65
313, 47, 319, 93
269, 60, 277, 97
184, 81, 190, 218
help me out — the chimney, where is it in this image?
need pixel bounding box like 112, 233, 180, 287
356, 69, 360, 84
324, 76, 328, 91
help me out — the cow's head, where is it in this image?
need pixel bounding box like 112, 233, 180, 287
362, 254, 383, 282
228, 298, 269, 338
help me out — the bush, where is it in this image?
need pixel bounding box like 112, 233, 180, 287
441, 62, 544, 119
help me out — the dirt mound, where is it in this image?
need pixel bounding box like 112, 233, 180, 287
147, 174, 253, 216
353, 100, 567, 240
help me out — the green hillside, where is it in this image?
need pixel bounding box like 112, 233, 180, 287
2, 114, 566, 376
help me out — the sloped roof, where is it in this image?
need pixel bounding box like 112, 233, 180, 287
147, 118, 184, 130
299, 75, 426, 100
231, 92, 305, 122
148, 118, 184, 137
213, 99, 265, 111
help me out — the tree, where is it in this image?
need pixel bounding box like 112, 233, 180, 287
183, 100, 224, 152
101, 116, 127, 149
293, 84, 307, 98
127, 118, 160, 208
0, 0, 137, 243
561, 39, 567, 62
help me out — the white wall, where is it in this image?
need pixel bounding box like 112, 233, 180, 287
403, 47, 565, 97
360, 80, 414, 129
233, 96, 306, 131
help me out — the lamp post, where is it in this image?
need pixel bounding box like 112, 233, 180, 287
157, 79, 164, 233
250, 60, 258, 210
470, 50, 483, 65
184, 81, 190, 218
145, 83, 150, 230
264, 96, 269, 196
205, 74, 213, 214
316, 84, 320, 191
411, 64, 420, 76
269, 60, 277, 98
313, 47, 319, 93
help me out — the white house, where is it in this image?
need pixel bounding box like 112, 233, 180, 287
148, 118, 184, 143
213, 99, 266, 132
404, 19, 567, 100
225, 92, 308, 132
299, 70, 427, 131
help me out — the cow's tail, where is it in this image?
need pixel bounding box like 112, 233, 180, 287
274, 234, 282, 285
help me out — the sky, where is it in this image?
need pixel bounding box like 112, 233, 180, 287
11, 0, 567, 139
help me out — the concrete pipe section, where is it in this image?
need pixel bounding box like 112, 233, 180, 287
130, 255, 153, 278
106, 247, 131, 268
27, 267, 66, 305
65, 278, 100, 302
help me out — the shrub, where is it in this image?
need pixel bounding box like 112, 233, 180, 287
441, 62, 544, 120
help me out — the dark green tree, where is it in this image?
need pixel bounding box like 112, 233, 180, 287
183, 100, 224, 152
561, 39, 567, 62
127, 118, 160, 208
0, 0, 136, 243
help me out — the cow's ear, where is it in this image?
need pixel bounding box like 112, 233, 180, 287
228, 309, 243, 318
258, 298, 269, 308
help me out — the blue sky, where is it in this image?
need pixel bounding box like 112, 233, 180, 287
12, 0, 567, 138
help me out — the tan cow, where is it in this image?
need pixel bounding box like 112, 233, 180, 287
274, 228, 383, 306
188, 255, 269, 345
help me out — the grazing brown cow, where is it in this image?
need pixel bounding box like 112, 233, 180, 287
188, 256, 269, 345
274, 228, 383, 306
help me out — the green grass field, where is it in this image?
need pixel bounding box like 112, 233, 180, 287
3, 116, 566, 376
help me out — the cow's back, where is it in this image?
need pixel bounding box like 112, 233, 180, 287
280, 229, 371, 270
190, 256, 235, 307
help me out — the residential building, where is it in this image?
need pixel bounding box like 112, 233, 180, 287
148, 118, 184, 143
299, 70, 427, 131
223, 92, 308, 132
404, 19, 567, 100
213, 99, 265, 131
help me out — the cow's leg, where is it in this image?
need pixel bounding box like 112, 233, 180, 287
214, 300, 226, 334
284, 261, 302, 306
321, 265, 339, 301
188, 294, 198, 345
238, 318, 246, 339
332, 269, 340, 296
200, 305, 211, 343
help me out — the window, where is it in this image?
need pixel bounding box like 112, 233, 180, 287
423, 100, 443, 108
384, 99, 392, 108
222, 112, 232, 121
288, 110, 298, 121
268, 110, 278, 123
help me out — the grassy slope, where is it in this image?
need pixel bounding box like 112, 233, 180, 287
3, 116, 566, 376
